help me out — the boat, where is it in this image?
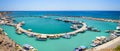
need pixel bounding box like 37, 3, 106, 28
71, 20, 81, 24
116, 23, 120, 30
92, 28, 101, 32
23, 44, 37, 51
36, 35, 47, 41
74, 46, 87, 51
91, 36, 107, 47
28, 34, 35, 37
105, 30, 114, 33
70, 24, 79, 30
110, 33, 118, 39
41, 15, 48, 18
55, 18, 62, 21
63, 19, 71, 22
62, 34, 71, 39
87, 26, 94, 30
90, 43, 98, 47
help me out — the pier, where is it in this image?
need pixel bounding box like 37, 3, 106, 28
15, 21, 87, 39
80, 17, 120, 23
0, 16, 88, 39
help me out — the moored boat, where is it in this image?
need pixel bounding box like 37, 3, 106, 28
74, 46, 87, 51
23, 44, 37, 51
62, 34, 71, 39
36, 35, 47, 41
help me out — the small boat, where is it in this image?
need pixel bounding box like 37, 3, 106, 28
36, 35, 47, 41
74, 46, 87, 51
116, 23, 120, 30
28, 34, 35, 37
23, 44, 37, 51
55, 18, 62, 21
87, 26, 94, 30
90, 43, 98, 47
71, 21, 80, 24
62, 34, 71, 39
27, 29, 32, 32
110, 33, 118, 39
105, 30, 113, 33
16, 30, 22, 34
92, 28, 101, 32
71, 24, 79, 30
42, 16, 48, 18
91, 36, 107, 47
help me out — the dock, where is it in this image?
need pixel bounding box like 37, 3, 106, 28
15, 21, 87, 39
80, 17, 120, 23
0, 16, 87, 40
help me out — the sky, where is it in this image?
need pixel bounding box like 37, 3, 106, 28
0, 0, 120, 11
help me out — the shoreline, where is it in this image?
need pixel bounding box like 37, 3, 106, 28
0, 13, 119, 51
0, 29, 25, 51
86, 36, 120, 51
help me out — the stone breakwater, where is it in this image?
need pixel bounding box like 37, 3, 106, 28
16, 21, 87, 39
0, 17, 87, 39
80, 17, 120, 23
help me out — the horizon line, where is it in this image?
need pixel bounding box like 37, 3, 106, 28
0, 10, 120, 11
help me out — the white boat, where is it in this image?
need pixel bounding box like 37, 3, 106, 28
23, 44, 37, 51
62, 34, 71, 39
70, 24, 79, 30
116, 25, 120, 30
36, 35, 47, 41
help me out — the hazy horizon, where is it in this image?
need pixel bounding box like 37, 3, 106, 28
0, 0, 120, 11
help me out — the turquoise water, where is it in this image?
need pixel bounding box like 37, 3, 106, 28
15, 17, 72, 34
0, 16, 117, 51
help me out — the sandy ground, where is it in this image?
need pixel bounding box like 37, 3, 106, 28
0, 32, 17, 51
86, 37, 120, 51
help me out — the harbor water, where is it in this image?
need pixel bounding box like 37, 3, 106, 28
0, 11, 119, 51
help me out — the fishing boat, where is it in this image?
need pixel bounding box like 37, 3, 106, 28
36, 35, 47, 41
105, 30, 114, 33
74, 46, 87, 51
55, 18, 63, 21
27, 34, 35, 37
62, 34, 71, 39
92, 28, 101, 32
91, 36, 107, 47
116, 23, 120, 30
71, 20, 81, 24
70, 24, 79, 30
87, 26, 94, 30
23, 44, 37, 51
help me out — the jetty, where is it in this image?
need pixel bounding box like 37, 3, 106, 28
80, 17, 120, 23
15, 21, 87, 39
1, 16, 87, 40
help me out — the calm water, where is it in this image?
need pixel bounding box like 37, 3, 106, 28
15, 17, 73, 34
8, 11, 120, 19
0, 11, 119, 51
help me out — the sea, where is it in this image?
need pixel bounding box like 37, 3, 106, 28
0, 11, 120, 51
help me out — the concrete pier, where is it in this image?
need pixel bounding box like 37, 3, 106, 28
15, 21, 87, 39
80, 17, 120, 23
0, 16, 87, 39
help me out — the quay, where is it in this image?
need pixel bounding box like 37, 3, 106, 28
80, 17, 120, 23
0, 16, 88, 40
15, 21, 87, 39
